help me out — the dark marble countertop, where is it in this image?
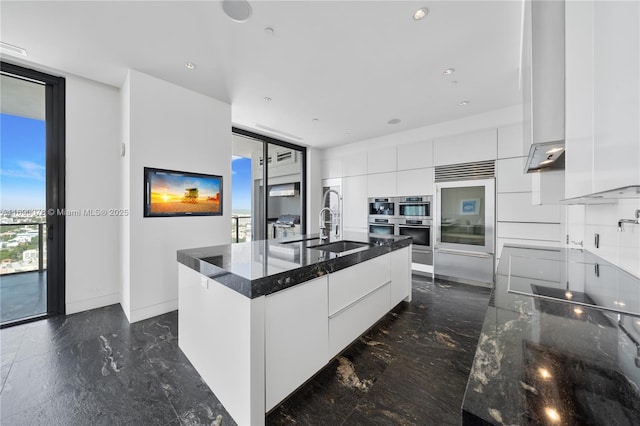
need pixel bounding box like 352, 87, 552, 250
463, 244, 640, 425
177, 231, 412, 299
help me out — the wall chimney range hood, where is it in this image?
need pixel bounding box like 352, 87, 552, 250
269, 183, 300, 197
522, 0, 566, 173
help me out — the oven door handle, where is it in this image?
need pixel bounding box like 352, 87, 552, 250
435, 248, 492, 258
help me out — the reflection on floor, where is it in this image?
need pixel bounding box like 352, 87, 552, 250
0, 271, 46, 324
0, 274, 490, 425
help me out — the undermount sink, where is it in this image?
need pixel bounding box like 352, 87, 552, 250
308, 240, 372, 253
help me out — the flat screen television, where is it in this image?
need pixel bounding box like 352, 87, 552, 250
144, 167, 223, 217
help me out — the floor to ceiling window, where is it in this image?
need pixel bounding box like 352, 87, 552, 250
0, 62, 65, 327
231, 128, 306, 243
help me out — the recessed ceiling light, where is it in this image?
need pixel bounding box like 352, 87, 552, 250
312, 118, 319, 124
387, 118, 401, 125
184, 62, 196, 70
413, 7, 429, 20
264, 27, 275, 35
459, 100, 469, 106
222, 0, 252, 23
450, 80, 458, 85
0, 41, 27, 56
263, 97, 272, 102
443, 68, 455, 76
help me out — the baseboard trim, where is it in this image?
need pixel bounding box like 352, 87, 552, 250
128, 299, 178, 323
66, 293, 121, 315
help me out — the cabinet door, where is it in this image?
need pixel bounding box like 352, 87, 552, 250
265, 276, 328, 411
397, 140, 433, 170
342, 175, 368, 230
593, 1, 640, 192
367, 146, 397, 174
367, 172, 397, 197
390, 246, 411, 305
434, 129, 497, 166
397, 168, 433, 196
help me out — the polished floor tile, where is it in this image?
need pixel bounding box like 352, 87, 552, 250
0, 274, 490, 426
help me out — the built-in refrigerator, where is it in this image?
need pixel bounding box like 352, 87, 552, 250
434, 178, 495, 285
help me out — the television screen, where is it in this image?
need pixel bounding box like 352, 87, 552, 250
144, 167, 223, 217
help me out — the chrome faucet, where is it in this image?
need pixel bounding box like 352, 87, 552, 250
618, 209, 640, 232
318, 207, 334, 242
319, 189, 342, 241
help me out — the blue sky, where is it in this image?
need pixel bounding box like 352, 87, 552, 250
232, 157, 252, 212
0, 113, 46, 210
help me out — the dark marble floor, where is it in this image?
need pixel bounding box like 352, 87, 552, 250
0, 271, 47, 324
0, 274, 490, 426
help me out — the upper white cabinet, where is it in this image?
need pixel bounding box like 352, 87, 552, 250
397, 168, 433, 196
592, 1, 640, 193
565, 0, 640, 198
433, 129, 497, 166
367, 172, 397, 197
497, 124, 526, 159
321, 158, 343, 179
342, 152, 368, 177
367, 146, 397, 174
397, 140, 433, 170
342, 175, 368, 230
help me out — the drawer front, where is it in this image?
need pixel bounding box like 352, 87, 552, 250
328, 254, 390, 316
328, 282, 391, 358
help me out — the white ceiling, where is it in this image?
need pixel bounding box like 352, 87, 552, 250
1, 1, 523, 148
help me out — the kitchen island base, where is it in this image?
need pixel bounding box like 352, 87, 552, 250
178, 242, 411, 426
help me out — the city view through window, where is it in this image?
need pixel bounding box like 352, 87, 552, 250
0, 112, 47, 275
231, 156, 252, 243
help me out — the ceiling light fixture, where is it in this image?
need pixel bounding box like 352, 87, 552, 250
443, 68, 455, 76
0, 41, 27, 56
413, 7, 429, 20
184, 62, 196, 70
263, 97, 272, 102
264, 27, 275, 35
312, 118, 319, 123
387, 118, 401, 125
222, 0, 253, 23
459, 100, 469, 106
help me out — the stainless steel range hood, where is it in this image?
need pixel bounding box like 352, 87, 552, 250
268, 183, 300, 197
523, 0, 566, 173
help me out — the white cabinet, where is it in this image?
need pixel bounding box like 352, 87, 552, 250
328, 283, 391, 358
497, 124, 526, 159
367, 172, 397, 197
397, 168, 433, 196
433, 129, 497, 166
328, 255, 390, 316
367, 146, 397, 174
265, 276, 328, 411
497, 193, 561, 223
496, 158, 531, 193
343, 152, 368, 177
592, 1, 640, 193
565, 0, 640, 198
342, 175, 368, 230
390, 246, 411, 306
321, 158, 343, 179
397, 140, 433, 170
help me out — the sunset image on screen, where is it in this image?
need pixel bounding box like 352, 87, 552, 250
149, 171, 221, 215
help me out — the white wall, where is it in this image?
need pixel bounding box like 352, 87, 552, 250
122, 70, 231, 323
65, 75, 122, 314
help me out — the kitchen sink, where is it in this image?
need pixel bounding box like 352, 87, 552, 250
308, 240, 372, 253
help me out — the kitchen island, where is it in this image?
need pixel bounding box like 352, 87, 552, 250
463, 244, 640, 425
177, 232, 412, 426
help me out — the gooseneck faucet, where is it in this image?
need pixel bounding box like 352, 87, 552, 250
618, 209, 640, 232
319, 189, 342, 241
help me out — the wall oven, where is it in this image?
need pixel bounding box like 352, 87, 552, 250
368, 197, 396, 220
368, 218, 396, 236
397, 218, 432, 265
397, 196, 431, 220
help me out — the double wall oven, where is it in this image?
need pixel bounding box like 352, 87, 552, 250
368, 196, 433, 266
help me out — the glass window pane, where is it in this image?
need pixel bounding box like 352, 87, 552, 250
440, 186, 485, 246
